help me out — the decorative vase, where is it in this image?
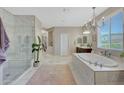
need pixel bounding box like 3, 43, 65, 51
33, 61, 40, 67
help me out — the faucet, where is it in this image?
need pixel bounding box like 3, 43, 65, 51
100, 50, 107, 56
100, 50, 111, 57
99, 64, 103, 68
107, 52, 112, 57
94, 61, 98, 66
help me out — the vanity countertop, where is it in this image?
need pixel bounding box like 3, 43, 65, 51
76, 46, 92, 49
74, 53, 124, 72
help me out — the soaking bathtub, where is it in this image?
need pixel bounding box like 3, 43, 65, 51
77, 53, 118, 67
69, 53, 124, 85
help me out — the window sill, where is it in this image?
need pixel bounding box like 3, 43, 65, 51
97, 47, 123, 52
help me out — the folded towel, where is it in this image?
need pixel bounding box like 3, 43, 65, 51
0, 17, 10, 64
0, 49, 6, 64
0, 26, 1, 48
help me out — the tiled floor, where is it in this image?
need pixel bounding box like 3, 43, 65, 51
27, 64, 76, 85
10, 54, 76, 85
40, 54, 72, 64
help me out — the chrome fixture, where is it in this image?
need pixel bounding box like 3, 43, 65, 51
94, 61, 98, 66
82, 7, 105, 32
89, 7, 99, 31
92, 7, 96, 27
99, 64, 103, 68
100, 50, 112, 57
82, 7, 97, 33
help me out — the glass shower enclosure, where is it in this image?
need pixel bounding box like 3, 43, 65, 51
3, 15, 35, 84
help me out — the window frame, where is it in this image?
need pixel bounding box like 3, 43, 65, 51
97, 9, 124, 51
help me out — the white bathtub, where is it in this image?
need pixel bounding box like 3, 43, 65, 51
77, 53, 118, 67
69, 53, 124, 84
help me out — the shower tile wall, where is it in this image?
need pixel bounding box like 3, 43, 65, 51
0, 8, 15, 56
0, 8, 35, 84
14, 15, 35, 61
35, 16, 42, 40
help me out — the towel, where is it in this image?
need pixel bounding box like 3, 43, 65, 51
0, 17, 10, 64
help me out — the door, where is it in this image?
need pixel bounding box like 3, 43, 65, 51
60, 33, 69, 56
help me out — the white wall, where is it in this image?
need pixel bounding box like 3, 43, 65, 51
35, 17, 42, 39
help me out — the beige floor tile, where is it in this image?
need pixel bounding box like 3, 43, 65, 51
27, 64, 76, 85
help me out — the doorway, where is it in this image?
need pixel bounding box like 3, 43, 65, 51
60, 33, 69, 56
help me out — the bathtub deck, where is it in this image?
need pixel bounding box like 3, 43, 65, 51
27, 64, 76, 85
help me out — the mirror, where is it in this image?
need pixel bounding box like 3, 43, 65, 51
74, 33, 92, 48
83, 36, 87, 43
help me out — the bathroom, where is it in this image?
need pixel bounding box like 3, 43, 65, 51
0, 7, 124, 85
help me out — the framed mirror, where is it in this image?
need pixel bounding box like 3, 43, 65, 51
83, 36, 87, 43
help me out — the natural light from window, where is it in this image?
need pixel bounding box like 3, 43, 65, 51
98, 11, 123, 50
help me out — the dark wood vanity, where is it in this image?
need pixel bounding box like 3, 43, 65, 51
76, 47, 92, 53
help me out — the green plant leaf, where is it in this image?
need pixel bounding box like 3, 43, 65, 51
32, 43, 39, 48
37, 36, 41, 44
32, 48, 39, 53
32, 49, 36, 53
32, 36, 42, 62
120, 52, 124, 58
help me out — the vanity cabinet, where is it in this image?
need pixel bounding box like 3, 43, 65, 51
76, 47, 92, 53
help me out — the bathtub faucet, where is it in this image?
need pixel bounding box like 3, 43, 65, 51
100, 50, 111, 57
94, 62, 98, 66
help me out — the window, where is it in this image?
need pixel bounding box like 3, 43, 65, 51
111, 12, 123, 49
98, 12, 124, 50
98, 19, 110, 48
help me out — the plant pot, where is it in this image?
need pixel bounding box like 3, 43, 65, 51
33, 61, 40, 67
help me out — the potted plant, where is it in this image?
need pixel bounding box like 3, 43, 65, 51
120, 52, 124, 58
32, 36, 42, 67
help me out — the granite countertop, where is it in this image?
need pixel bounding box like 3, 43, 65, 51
76, 45, 92, 48
76, 46, 92, 49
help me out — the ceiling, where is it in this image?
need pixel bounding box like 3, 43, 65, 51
4, 7, 108, 28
